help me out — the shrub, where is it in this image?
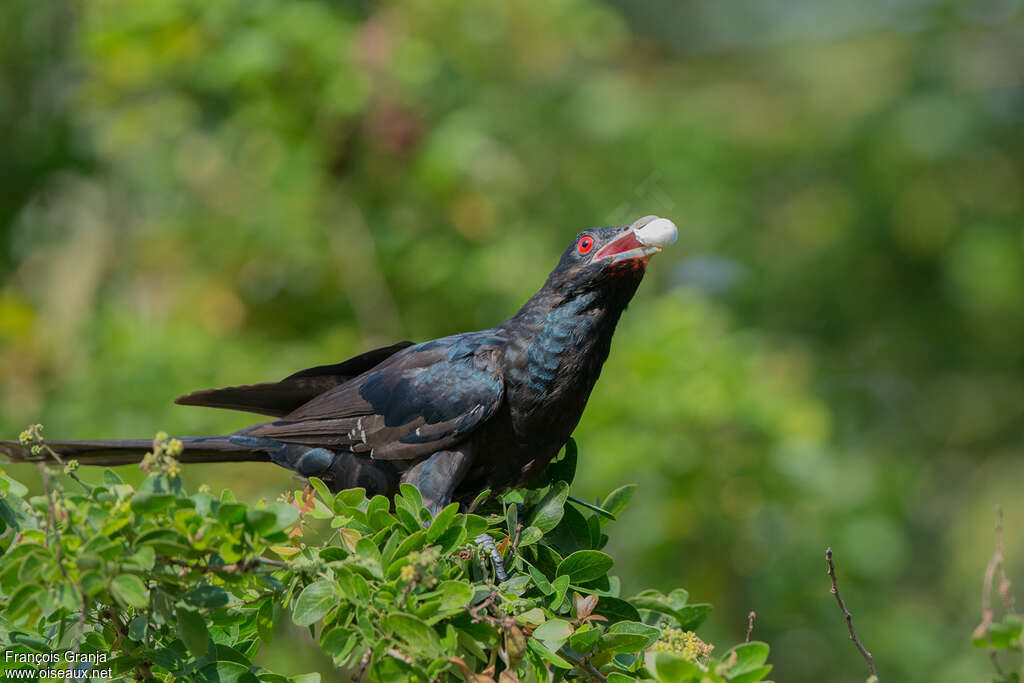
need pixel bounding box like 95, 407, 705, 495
0, 430, 772, 682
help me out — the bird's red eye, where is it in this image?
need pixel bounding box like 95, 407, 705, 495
578, 236, 594, 254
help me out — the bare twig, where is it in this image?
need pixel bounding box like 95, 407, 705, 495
386, 649, 414, 665
352, 649, 371, 682
745, 611, 756, 643
973, 505, 1016, 677
826, 547, 879, 682
37, 463, 71, 583
994, 507, 1015, 615
40, 441, 90, 491
255, 556, 289, 568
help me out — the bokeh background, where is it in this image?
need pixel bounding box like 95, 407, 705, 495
2, 0, 1023, 679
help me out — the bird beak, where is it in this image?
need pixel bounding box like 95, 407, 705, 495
594, 215, 678, 264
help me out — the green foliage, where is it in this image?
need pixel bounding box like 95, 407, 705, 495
0, 433, 771, 682
973, 614, 1023, 683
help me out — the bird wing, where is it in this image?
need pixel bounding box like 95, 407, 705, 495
247, 334, 506, 461
173, 341, 415, 417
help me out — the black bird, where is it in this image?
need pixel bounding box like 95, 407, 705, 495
1, 216, 677, 516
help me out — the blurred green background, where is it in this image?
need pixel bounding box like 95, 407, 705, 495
2, 0, 1023, 679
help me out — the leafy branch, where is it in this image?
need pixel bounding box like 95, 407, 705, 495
0, 430, 773, 682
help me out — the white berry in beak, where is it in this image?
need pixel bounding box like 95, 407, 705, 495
632, 216, 678, 249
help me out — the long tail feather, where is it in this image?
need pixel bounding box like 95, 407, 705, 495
0, 437, 271, 467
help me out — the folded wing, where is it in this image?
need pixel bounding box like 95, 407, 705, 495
247, 334, 506, 461
174, 341, 415, 417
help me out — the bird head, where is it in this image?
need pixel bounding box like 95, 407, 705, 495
548, 215, 678, 294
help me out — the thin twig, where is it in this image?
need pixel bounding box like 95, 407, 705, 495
826, 547, 879, 682
745, 611, 756, 643
40, 441, 91, 492
974, 505, 1014, 678
37, 463, 71, 582
256, 556, 289, 568
994, 507, 1014, 615
352, 649, 371, 682
386, 649, 414, 665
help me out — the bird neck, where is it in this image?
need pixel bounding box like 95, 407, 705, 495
503, 277, 641, 409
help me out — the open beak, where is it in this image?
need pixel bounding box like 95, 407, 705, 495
594, 215, 678, 264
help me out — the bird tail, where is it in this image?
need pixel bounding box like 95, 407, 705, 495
0, 436, 271, 467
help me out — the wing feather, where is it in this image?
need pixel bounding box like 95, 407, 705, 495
249, 335, 505, 461
174, 341, 414, 417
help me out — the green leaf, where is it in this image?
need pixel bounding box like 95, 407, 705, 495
630, 590, 711, 630
128, 615, 147, 641
598, 621, 660, 654
990, 616, 1024, 649
151, 588, 174, 625
726, 642, 770, 674
128, 545, 155, 571
337, 569, 371, 603
129, 491, 176, 514
463, 514, 490, 538
0, 500, 19, 534
398, 483, 423, 509
529, 480, 569, 533
437, 580, 474, 612
549, 575, 570, 610
292, 581, 339, 626
592, 596, 641, 624
526, 639, 572, 669
251, 502, 299, 536
218, 503, 247, 526
730, 666, 774, 683
178, 607, 210, 659
606, 674, 636, 683
183, 585, 230, 609
197, 661, 258, 683
549, 504, 595, 553
257, 599, 278, 643
646, 651, 702, 682
384, 614, 443, 656
81, 572, 104, 597
308, 477, 332, 504
602, 484, 636, 521
355, 537, 383, 577
533, 619, 573, 647
426, 503, 459, 543
334, 487, 366, 509
110, 574, 149, 609
556, 550, 613, 583
505, 500, 519, 536
136, 528, 190, 555
598, 632, 653, 655
468, 488, 492, 511
320, 628, 354, 664
677, 604, 712, 631
435, 524, 468, 554
568, 626, 601, 654
7, 584, 43, 619
518, 525, 543, 546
